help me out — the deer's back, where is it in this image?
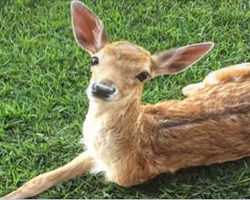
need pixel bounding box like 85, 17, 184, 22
141, 81, 250, 174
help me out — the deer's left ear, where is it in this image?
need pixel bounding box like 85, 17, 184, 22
151, 42, 214, 77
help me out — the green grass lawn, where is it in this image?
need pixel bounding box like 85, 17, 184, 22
1, 0, 250, 198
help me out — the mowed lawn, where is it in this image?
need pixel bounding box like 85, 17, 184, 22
1, 0, 250, 198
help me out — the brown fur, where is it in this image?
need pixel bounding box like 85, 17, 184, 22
2, 1, 250, 199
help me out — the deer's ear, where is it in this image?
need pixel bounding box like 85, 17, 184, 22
151, 42, 214, 77
71, 1, 109, 55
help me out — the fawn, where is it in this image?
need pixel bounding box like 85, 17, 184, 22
2, 1, 250, 199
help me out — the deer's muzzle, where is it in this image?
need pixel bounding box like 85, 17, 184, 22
91, 80, 117, 99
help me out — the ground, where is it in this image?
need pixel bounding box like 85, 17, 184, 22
1, 0, 250, 198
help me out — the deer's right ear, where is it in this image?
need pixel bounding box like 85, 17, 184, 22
71, 1, 109, 55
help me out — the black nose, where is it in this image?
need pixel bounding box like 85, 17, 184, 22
91, 81, 116, 98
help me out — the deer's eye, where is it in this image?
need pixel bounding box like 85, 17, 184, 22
135, 72, 149, 82
91, 56, 99, 66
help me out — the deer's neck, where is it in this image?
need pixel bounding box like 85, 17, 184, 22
83, 95, 142, 145
87, 97, 141, 126
83, 95, 143, 174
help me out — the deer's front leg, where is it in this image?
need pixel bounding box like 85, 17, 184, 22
2, 152, 94, 199
182, 63, 250, 97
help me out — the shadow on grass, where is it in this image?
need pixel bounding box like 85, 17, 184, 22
127, 157, 250, 198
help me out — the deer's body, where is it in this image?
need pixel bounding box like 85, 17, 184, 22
2, 1, 250, 199
84, 69, 250, 187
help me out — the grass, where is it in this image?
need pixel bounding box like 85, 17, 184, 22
1, 0, 250, 198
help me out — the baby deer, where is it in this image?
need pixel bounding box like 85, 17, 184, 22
2, 1, 250, 199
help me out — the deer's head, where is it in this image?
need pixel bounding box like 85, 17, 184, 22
71, 1, 214, 104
